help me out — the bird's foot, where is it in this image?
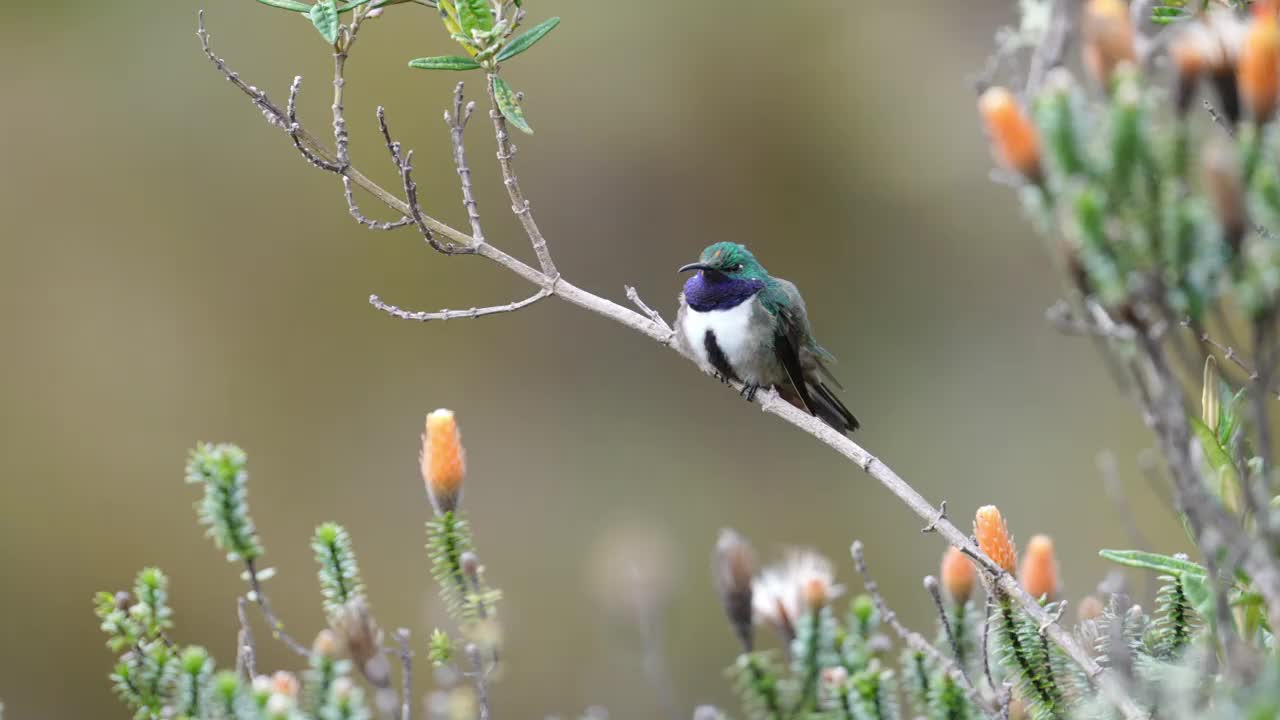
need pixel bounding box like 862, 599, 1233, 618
713, 372, 732, 385
739, 383, 760, 402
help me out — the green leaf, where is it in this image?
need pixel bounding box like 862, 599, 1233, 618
492, 76, 533, 134
1191, 415, 1242, 512
308, 0, 341, 44
1099, 549, 1208, 577
1182, 573, 1213, 620
1219, 385, 1248, 446
497, 16, 561, 62
454, 0, 494, 34
336, 0, 374, 13
408, 55, 483, 71
256, 0, 311, 11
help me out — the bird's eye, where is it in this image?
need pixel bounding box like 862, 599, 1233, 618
733, 264, 743, 272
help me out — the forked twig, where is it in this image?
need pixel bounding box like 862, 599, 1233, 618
368, 288, 551, 322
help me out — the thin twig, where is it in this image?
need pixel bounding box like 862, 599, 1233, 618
343, 176, 414, 230
1046, 300, 1137, 341
1205, 99, 1235, 138
244, 558, 309, 657
924, 576, 965, 669
921, 500, 948, 533
1024, 0, 1074, 99
1181, 317, 1280, 399
625, 285, 674, 337
486, 73, 558, 279
236, 596, 257, 680
981, 598, 997, 694
465, 644, 491, 720
288, 77, 344, 172
851, 542, 998, 716
368, 288, 551, 322
378, 111, 474, 256
446, 82, 486, 245
393, 628, 413, 720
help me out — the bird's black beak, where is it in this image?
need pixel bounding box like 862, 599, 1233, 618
679, 262, 714, 273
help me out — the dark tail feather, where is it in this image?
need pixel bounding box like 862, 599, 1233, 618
811, 381, 859, 433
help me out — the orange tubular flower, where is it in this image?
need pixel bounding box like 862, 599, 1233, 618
978, 86, 1041, 182
1083, 0, 1137, 87
421, 409, 466, 515
974, 505, 1017, 574
940, 546, 976, 605
1019, 534, 1060, 601
1239, 9, 1280, 122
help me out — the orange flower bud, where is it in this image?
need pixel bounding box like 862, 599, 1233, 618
1019, 534, 1060, 601
978, 86, 1042, 182
421, 409, 466, 515
974, 505, 1017, 574
940, 546, 976, 605
1239, 11, 1280, 121
1083, 0, 1137, 87
802, 576, 830, 612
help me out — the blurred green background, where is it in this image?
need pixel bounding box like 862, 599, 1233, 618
0, 1, 1187, 717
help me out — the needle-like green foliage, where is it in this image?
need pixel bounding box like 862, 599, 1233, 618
312, 523, 366, 622
185, 443, 263, 563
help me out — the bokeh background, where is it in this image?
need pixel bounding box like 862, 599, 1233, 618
0, 1, 1188, 717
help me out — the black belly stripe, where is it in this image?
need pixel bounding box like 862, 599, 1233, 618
704, 329, 739, 381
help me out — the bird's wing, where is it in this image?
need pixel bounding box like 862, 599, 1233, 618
770, 279, 859, 432
766, 285, 817, 414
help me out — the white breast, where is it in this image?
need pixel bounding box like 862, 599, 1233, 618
682, 300, 757, 371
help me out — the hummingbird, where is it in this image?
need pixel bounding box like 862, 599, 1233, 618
675, 242, 859, 433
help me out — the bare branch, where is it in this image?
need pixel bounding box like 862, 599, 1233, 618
378, 110, 476, 256
1205, 99, 1235, 138
1181, 317, 1280, 400
368, 288, 551, 322
245, 558, 309, 657
625, 285, 674, 337
920, 500, 947, 533
393, 628, 413, 720
235, 596, 256, 680
465, 643, 491, 720
446, 83, 486, 245
923, 576, 965, 671
1024, 0, 1075, 99
199, 13, 458, 243
197, 11, 287, 130
1047, 300, 1137, 341
288, 76, 345, 173
486, 73, 558, 279
343, 176, 413, 230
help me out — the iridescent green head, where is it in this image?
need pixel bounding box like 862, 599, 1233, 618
678, 242, 768, 281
